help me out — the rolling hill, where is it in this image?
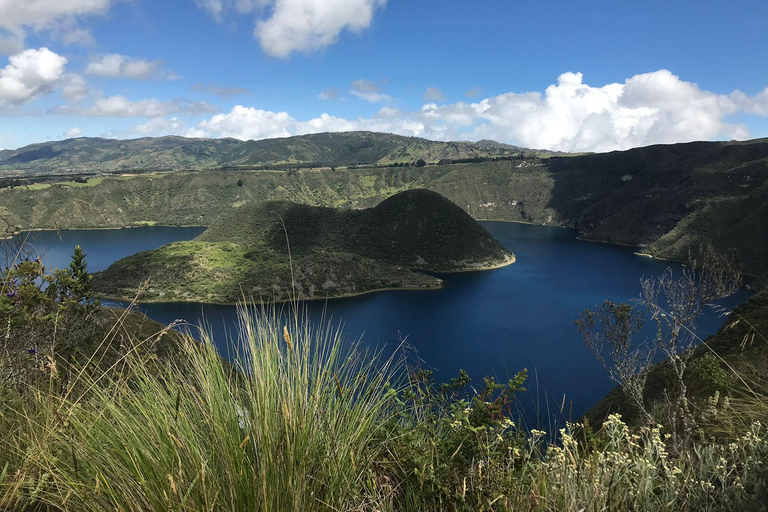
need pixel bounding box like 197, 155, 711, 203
0, 132, 536, 176
1, 134, 767, 281
91, 190, 515, 304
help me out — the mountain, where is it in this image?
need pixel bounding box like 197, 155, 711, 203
91, 190, 515, 304
0, 132, 531, 175
2, 134, 767, 280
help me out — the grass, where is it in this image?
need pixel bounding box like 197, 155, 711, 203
1, 307, 402, 511
2, 304, 768, 511
91, 240, 441, 304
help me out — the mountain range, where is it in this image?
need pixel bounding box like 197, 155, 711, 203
1, 133, 766, 282
0, 132, 538, 175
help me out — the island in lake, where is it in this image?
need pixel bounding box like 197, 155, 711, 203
92, 189, 515, 304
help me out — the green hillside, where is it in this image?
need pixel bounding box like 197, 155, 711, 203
2, 136, 767, 280
91, 190, 515, 304
586, 286, 768, 427
0, 131, 535, 176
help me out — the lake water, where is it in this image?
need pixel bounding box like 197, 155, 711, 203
15, 223, 752, 421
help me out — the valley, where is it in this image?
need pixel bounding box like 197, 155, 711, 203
2, 135, 767, 280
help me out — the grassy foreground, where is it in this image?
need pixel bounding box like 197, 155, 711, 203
2, 305, 768, 511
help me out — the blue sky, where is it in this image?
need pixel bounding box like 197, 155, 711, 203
1, 0, 767, 151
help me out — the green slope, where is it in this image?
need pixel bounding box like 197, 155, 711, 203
0, 132, 533, 175
585, 286, 768, 426
91, 190, 515, 304
2, 135, 768, 279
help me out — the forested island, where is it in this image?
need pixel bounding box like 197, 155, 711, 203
91, 189, 515, 303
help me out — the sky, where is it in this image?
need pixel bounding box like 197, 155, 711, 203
1, 0, 768, 152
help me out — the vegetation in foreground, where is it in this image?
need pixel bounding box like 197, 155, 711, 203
2, 239, 768, 510
91, 189, 513, 304
3, 306, 768, 512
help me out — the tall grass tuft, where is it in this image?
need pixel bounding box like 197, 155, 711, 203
5, 306, 400, 511
2, 301, 767, 511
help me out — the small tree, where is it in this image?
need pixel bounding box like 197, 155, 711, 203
415, 159, 426, 168
2, 236, 100, 392
69, 245, 92, 302
577, 245, 742, 448
577, 300, 654, 425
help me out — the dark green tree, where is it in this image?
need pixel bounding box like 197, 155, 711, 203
68, 245, 92, 303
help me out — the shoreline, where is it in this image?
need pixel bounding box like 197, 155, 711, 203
93, 255, 516, 307
94, 282, 445, 307
434, 253, 516, 273
3, 223, 206, 239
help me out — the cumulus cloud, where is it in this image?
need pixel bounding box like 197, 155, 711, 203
60, 73, 89, 102
85, 54, 179, 81
134, 116, 186, 136
64, 126, 83, 138
424, 87, 445, 102
189, 105, 441, 141
191, 82, 250, 99
53, 95, 218, 118
187, 70, 768, 152
0, 47, 68, 105
0, 0, 113, 48
457, 70, 750, 152
194, 0, 387, 57
731, 87, 768, 116
350, 79, 391, 103
188, 105, 296, 140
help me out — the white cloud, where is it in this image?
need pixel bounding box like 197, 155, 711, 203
64, 126, 83, 138
53, 95, 218, 118
188, 105, 296, 140
134, 116, 186, 136
457, 70, 750, 152
194, 0, 387, 58
256, 0, 387, 57
424, 87, 445, 102
350, 79, 391, 103
731, 87, 768, 116
191, 82, 250, 99
187, 70, 768, 152
85, 54, 179, 81
0, 0, 113, 48
61, 73, 89, 102
0, 47, 67, 105
189, 105, 437, 141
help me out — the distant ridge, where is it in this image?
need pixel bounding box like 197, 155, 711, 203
0, 131, 551, 175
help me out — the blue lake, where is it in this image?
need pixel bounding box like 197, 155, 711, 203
16, 223, 752, 421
